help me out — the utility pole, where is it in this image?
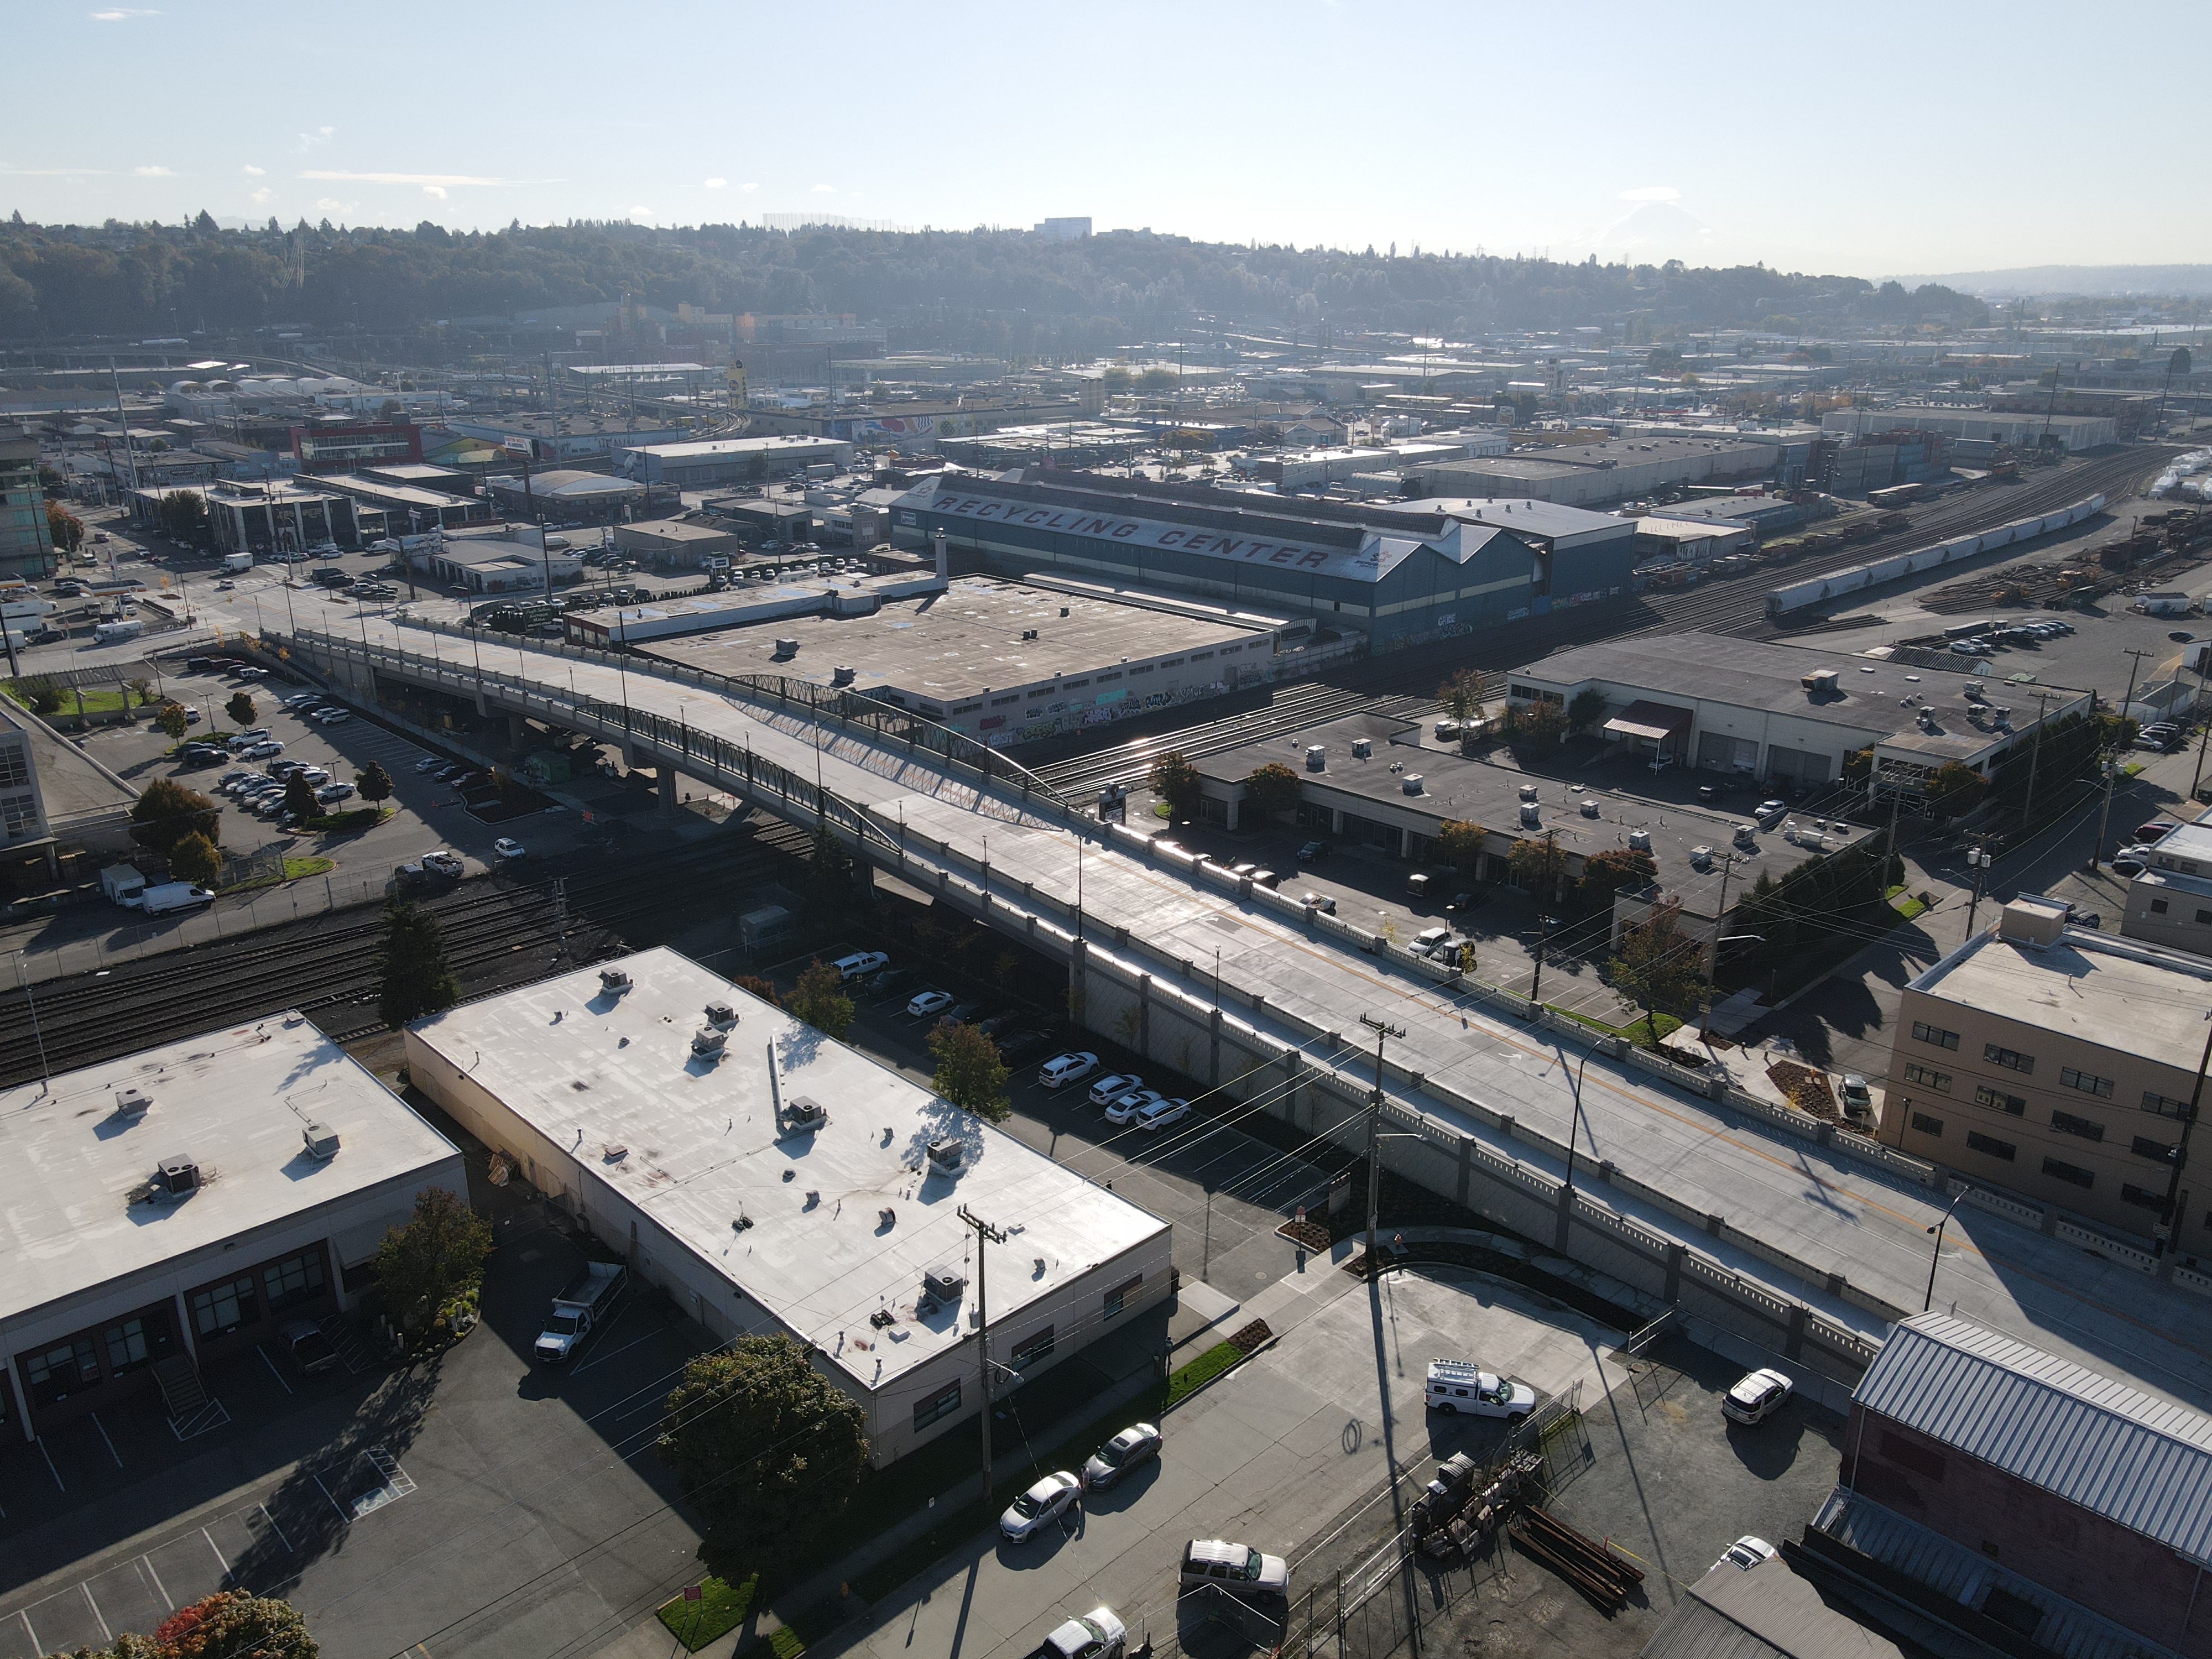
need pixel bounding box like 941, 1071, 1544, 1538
1358, 1013, 1406, 1271
2152, 1012, 2211, 1259
1963, 838, 1994, 937
957, 1204, 1008, 1496
2091, 753, 2120, 873
2021, 692, 2051, 825
1529, 911, 1555, 1006
2120, 648, 2153, 727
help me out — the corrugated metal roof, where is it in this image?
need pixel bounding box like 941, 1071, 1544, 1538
1854, 1313, 2212, 1566
1641, 1555, 1909, 1659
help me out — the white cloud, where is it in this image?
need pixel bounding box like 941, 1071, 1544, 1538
302, 170, 519, 187
628, 205, 656, 220
422, 185, 447, 200
133, 165, 175, 178
0, 167, 111, 176
242, 164, 265, 176
295, 126, 335, 153
741, 182, 758, 192
703, 178, 727, 189
90, 7, 158, 19
811, 183, 836, 194
312, 196, 354, 214
1618, 185, 1681, 203
249, 187, 272, 205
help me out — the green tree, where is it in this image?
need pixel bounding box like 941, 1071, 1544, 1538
1645, 346, 1683, 375
1927, 760, 1989, 817
1101, 366, 1133, 392
806, 823, 855, 909
377, 898, 459, 1027
1608, 900, 1708, 1047
1503, 700, 1567, 757
1575, 846, 1657, 914
129, 778, 221, 857
155, 701, 190, 740
284, 771, 319, 820
1507, 833, 1567, 895
787, 957, 855, 1041
47, 500, 85, 555
1136, 366, 1177, 393
225, 690, 256, 727
25, 677, 65, 716
126, 676, 154, 707
1149, 749, 1201, 821
658, 1337, 870, 1582
1438, 667, 1486, 736
1566, 688, 1606, 733
169, 832, 222, 887
928, 1018, 1010, 1122
155, 1592, 317, 1659
356, 759, 393, 806
1243, 760, 1302, 821
371, 1185, 491, 1332
1434, 819, 1490, 874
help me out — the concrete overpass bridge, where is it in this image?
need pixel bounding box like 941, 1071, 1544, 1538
274, 618, 2212, 1415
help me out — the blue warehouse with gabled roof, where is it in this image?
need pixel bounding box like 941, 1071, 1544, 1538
888, 471, 1635, 655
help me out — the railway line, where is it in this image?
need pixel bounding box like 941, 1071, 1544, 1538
0, 822, 816, 1086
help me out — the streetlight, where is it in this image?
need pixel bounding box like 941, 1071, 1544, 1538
1923, 1185, 1974, 1311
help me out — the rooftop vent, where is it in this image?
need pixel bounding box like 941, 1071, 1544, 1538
1401, 774, 1425, 795
116, 1086, 153, 1118
926, 1137, 965, 1175
1519, 783, 1539, 803
1517, 802, 1540, 828
1802, 668, 1840, 695
154, 1155, 200, 1198
773, 637, 799, 658
782, 1094, 827, 1135
1628, 828, 1652, 853
922, 1266, 967, 1304
704, 1000, 737, 1029
301, 1121, 340, 1161
1689, 846, 1713, 870
1733, 823, 1757, 849
1021, 628, 1038, 640
1351, 736, 1373, 758
599, 966, 633, 994
1306, 744, 1327, 771
832, 665, 855, 685
691, 1026, 729, 1060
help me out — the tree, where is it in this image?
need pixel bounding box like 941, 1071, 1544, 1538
377, 898, 459, 1027
372, 1185, 491, 1332
1608, 900, 1708, 1047
126, 676, 154, 707
1507, 834, 1567, 895
1137, 366, 1177, 393
733, 973, 782, 1008
156, 1593, 317, 1659
1437, 667, 1486, 732
129, 778, 221, 857
1102, 366, 1133, 392
169, 832, 222, 887
156, 490, 207, 541
1435, 820, 1490, 874
1927, 760, 1989, 818
1645, 346, 1683, 375
47, 500, 85, 555
1503, 700, 1568, 757
658, 1337, 870, 1581
787, 957, 855, 1041
1566, 688, 1607, 733
284, 771, 320, 820
1575, 847, 1657, 914
929, 1018, 1010, 1121
357, 759, 393, 806
1243, 760, 1301, 821
225, 690, 256, 727
806, 823, 855, 909
24, 677, 65, 715
1149, 749, 1201, 821
155, 701, 190, 740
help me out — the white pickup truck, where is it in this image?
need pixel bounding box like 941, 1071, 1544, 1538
534, 1261, 624, 1364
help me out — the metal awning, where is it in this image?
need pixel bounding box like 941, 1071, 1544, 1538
1603, 700, 1693, 743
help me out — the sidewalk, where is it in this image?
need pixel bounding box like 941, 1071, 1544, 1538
585, 1263, 1363, 1659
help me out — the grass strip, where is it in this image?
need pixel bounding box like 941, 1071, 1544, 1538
1166, 1340, 1243, 1404
219, 855, 335, 896
656, 1573, 759, 1651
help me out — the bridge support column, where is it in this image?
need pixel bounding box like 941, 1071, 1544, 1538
1209, 1007, 1223, 1088
1554, 1181, 1574, 1251
508, 712, 529, 748
1070, 937, 1089, 1028
1138, 975, 1152, 1061
658, 766, 676, 816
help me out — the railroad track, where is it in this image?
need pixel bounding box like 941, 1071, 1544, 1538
0, 823, 815, 1086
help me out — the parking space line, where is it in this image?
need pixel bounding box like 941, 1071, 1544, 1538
258, 1503, 294, 1553
309, 1468, 349, 1524
13, 1612, 36, 1656
142, 1555, 173, 1611
35, 1436, 64, 1492
81, 1587, 111, 1645
200, 1526, 231, 1577
256, 1346, 294, 1395
88, 1412, 123, 1468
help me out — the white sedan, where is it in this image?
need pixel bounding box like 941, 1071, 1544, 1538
999, 1470, 1081, 1543
1102, 1088, 1163, 1126
315, 782, 356, 803
1135, 1097, 1192, 1133
906, 989, 954, 1019
1087, 1071, 1142, 1108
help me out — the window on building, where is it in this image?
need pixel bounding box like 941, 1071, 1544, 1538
263, 1248, 327, 1311
1982, 1044, 2034, 1074
191, 1275, 257, 1337
1010, 1327, 1056, 1370
1911, 1113, 1945, 1137
2050, 1110, 2105, 1142
2198, 910, 2212, 926
2143, 1091, 2192, 1119
2132, 1135, 2176, 1164
23, 1338, 97, 1406
1160, 658, 1183, 668
1974, 1086, 2027, 1116
1903, 1064, 1952, 1093
913, 1381, 962, 1431
1188, 651, 1213, 662
1966, 1131, 2017, 1161
1102, 1275, 1143, 1320
1062, 679, 1088, 690
2120, 1185, 2169, 1214
1128, 664, 1153, 675
990, 694, 1019, 706
102, 1316, 160, 1375
1095, 671, 1120, 683
2151, 899, 2169, 914
0, 747, 27, 790
1911, 1022, 1960, 1052
2060, 1067, 2114, 1099
2042, 1157, 2094, 1190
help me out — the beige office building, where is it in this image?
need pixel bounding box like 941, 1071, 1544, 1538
1885, 899, 2211, 1265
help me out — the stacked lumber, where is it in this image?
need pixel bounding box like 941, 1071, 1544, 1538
1510, 1505, 1644, 1613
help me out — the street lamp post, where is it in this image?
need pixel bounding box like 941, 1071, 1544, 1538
1923, 1186, 1973, 1311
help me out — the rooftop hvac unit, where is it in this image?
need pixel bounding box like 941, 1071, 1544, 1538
301, 1121, 340, 1161
115, 1086, 153, 1118
922, 1266, 967, 1305
155, 1155, 200, 1198
704, 1000, 737, 1029
599, 966, 633, 994
1628, 828, 1652, 853
1519, 783, 1538, 803
1306, 744, 1327, 771
782, 1095, 827, 1134
832, 665, 855, 685
691, 1026, 729, 1060
1579, 796, 1601, 818
1351, 737, 1373, 758
1021, 628, 1038, 640
926, 1137, 964, 1175
1802, 668, 1840, 694
1733, 823, 1757, 848
1401, 774, 1425, 795
1689, 845, 1713, 870
773, 637, 799, 658
1517, 802, 1540, 828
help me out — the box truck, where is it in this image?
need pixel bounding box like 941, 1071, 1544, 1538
220, 551, 254, 573
534, 1262, 625, 1363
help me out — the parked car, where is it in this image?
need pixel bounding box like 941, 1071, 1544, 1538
999, 1471, 1081, 1543
833, 950, 889, 981
1409, 926, 1452, 957
493, 837, 526, 860
414, 755, 445, 772
942, 999, 987, 1026
314, 708, 351, 725
1178, 1538, 1290, 1598
906, 989, 954, 1019
1082, 1422, 1162, 1490
2136, 820, 2180, 843
1039, 1051, 1100, 1089
1136, 1098, 1192, 1133
994, 1030, 1051, 1062
1088, 1071, 1142, 1107
1423, 1359, 1535, 1417
866, 966, 916, 997
315, 782, 356, 803
1721, 1368, 1793, 1425
1296, 839, 1328, 860
1102, 1088, 1164, 1126
293, 766, 331, 786
278, 1317, 340, 1377
244, 740, 284, 759
1713, 1536, 1777, 1573
1022, 1608, 1129, 1659
1300, 891, 1338, 914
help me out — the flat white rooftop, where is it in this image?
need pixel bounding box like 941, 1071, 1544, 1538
0, 1015, 462, 1326
1910, 926, 2212, 1074
406, 950, 1168, 1391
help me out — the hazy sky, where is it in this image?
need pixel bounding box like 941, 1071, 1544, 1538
5, 1, 2205, 280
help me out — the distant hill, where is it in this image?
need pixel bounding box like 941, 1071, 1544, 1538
1885, 264, 2212, 298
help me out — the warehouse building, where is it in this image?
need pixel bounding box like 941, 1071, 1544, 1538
1884, 900, 2212, 1261
1506, 633, 2090, 796
314, 471, 491, 535
612, 515, 745, 572
1808, 1312, 2211, 1659
484, 469, 648, 523
1404, 435, 1774, 508
404, 950, 1173, 1465
1820, 406, 2117, 454
890, 471, 1638, 654
1, 1015, 466, 1442
615, 434, 855, 488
